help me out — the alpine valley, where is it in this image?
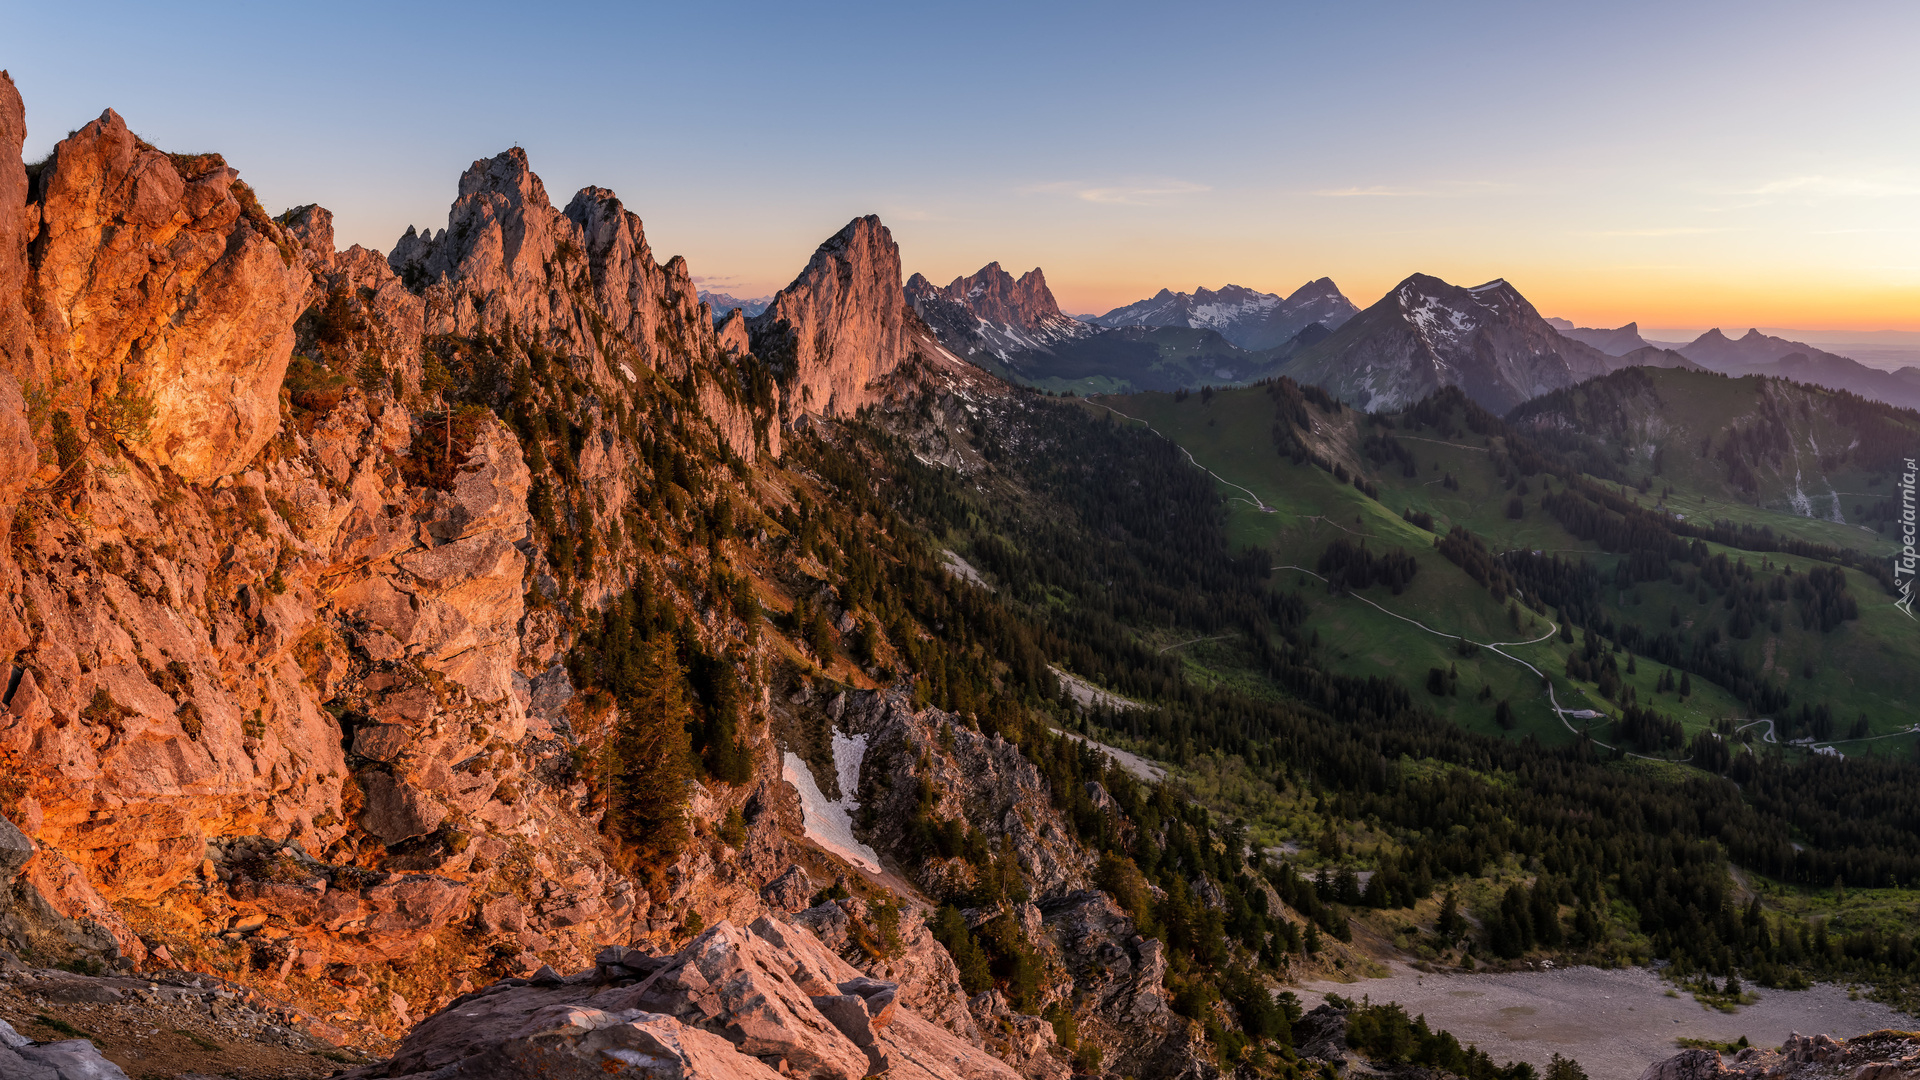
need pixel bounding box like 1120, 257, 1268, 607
3, 72, 1920, 1080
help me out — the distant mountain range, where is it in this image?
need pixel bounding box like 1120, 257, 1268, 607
1091, 279, 1359, 350
1275, 275, 1618, 413
1673, 328, 1920, 411
1545, 318, 1654, 356
697, 290, 772, 317
901, 265, 1920, 415
1542, 318, 1920, 411
903, 263, 1093, 362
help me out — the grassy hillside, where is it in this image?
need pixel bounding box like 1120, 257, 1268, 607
1093, 370, 1919, 762
1510, 365, 1920, 536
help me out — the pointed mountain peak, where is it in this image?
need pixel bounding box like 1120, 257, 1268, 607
1286, 277, 1341, 301
457, 147, 549, 208
1693, 328, 1733, 344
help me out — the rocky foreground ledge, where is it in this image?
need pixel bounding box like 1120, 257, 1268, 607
0, 912, 1016, 1079
1642, 1031, 1920, 1080
350, 913, 1018, 1080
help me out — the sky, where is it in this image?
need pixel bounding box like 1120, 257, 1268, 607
8, 0, 1919, 331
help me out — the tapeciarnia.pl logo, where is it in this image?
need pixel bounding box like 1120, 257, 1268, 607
1899, 457, 1917, 619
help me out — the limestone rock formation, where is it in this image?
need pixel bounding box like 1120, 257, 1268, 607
1641, 1031, 1920, 1080
23, 105, 308, 484
750, 216, 909, 417
386, 149, 777, 461
382, 916, 1024, 1080
837, 691, 1093, 902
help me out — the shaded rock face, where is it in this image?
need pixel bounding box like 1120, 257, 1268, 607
384, 917, 1024, 1080
799, 691, 1201, 1080
750, 216, 909, 417
837, 691, 1093, 904
13, 102, 307, 484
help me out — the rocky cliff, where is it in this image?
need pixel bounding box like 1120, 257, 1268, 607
749, 216, 910, 417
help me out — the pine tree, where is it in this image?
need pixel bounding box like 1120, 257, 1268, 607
1547, 1053, 1590, 1080
1679, 671, 1692, 698
1436, 890, 1464, 943
604, 634, 694, 891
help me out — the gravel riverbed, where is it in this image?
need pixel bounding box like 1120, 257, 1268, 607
1297, 962, 1913, 1080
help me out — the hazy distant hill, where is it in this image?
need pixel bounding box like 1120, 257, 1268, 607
1545, 319, 1654, 356
1680, 328, 1920, 411
1510, 364, 1920, 518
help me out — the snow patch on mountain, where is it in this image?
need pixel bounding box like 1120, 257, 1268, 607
782, 734, 881, 873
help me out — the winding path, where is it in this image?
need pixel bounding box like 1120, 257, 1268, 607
1274, 565, 1690, 763
1079, 398, 1720, 765
1088, 401, 1274, 512
1159, 634, 1233, 655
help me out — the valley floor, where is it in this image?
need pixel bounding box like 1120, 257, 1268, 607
1296, 961, 1912, 1080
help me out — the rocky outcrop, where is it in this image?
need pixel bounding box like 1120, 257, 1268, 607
793, 897, 978, 1040
0, 75, 38, 520
386, 149, 778, 461
381, 916, 1024, 1080
285, 203, 429, 398
24, 107, 308, 484
838, 692, 1093, 903
750, 217, 909, 417
1641, 1031, 1920, 1080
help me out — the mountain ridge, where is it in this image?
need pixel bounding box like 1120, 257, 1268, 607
1277, 273, 1614, 413
1092, 278, 1358, 350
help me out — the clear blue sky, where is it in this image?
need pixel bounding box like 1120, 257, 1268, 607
9, 0, 1918, 328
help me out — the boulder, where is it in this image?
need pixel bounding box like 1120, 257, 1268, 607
0, 811, 33, 884
357, 772, 446, 845
0, 1035, 132, 1079
382, 917, 1024, 1080
1639, 1049, 1726, 1080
